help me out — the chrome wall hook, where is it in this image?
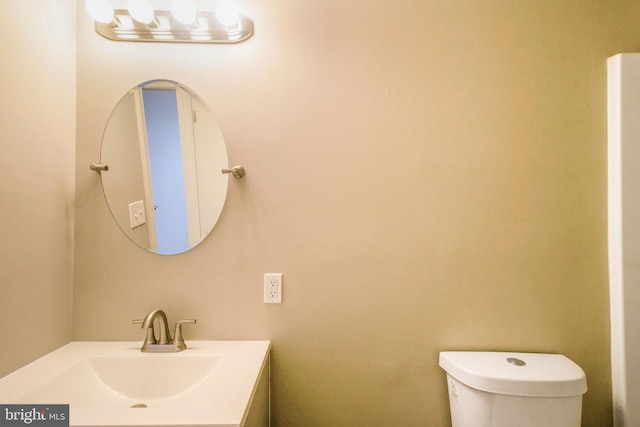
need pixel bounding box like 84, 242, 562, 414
90, 163, 109, 173
222, 165, 245, 179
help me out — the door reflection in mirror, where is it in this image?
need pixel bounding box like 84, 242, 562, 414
141, 87, 190, 254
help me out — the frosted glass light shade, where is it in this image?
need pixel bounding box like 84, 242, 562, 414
171, 0, 197, 25
86, 0, 114, 24
128, 0, 154, 24
215, 0, 240, 27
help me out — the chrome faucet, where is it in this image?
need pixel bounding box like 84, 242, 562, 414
133, 309, 196, 353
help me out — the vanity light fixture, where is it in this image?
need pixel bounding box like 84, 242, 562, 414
85, 0, 254, 44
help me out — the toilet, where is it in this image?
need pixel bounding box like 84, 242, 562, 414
439, 351, 587, 427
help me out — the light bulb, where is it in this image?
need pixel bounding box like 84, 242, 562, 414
128, 0, 154, 24
215, 0, 240, 27
86, 0, 114, 24
171, 0, 196, 25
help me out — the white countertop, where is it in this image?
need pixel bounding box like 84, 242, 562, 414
0, 341, 271, 427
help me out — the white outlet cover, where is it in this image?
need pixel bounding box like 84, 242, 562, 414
128, 200, 146, 228
264, 273, 282, 304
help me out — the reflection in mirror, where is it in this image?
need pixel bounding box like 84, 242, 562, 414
99, 80, 228, 255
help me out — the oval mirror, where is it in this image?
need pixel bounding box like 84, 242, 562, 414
99, 79, 228, 255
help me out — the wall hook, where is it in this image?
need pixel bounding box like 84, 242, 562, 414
90, 163, 109, 173
222, 165, 245, 179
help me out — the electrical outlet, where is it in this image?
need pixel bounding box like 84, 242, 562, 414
264, 273, 282, 304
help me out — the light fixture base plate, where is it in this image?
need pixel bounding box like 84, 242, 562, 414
95, 9, 253, 44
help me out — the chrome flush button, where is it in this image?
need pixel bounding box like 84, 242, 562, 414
507, 357, 526, 366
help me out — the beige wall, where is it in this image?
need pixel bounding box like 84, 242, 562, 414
0, 0, 76, 378
72, 1, 640, 426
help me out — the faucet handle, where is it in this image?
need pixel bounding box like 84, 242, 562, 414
132, 319, 156, 344
173, 319, 196, 351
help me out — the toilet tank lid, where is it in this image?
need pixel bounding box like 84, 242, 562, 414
439, 351, 587, 397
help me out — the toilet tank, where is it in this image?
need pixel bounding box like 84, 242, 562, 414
439, 352, 587, 427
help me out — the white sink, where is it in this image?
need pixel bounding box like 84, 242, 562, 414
21, 354, 222, 404
0, 341, 270, 426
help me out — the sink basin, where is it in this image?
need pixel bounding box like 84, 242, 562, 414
21, 354, 221, 404
90, 355, 220, 400
0, 341, 270, 426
